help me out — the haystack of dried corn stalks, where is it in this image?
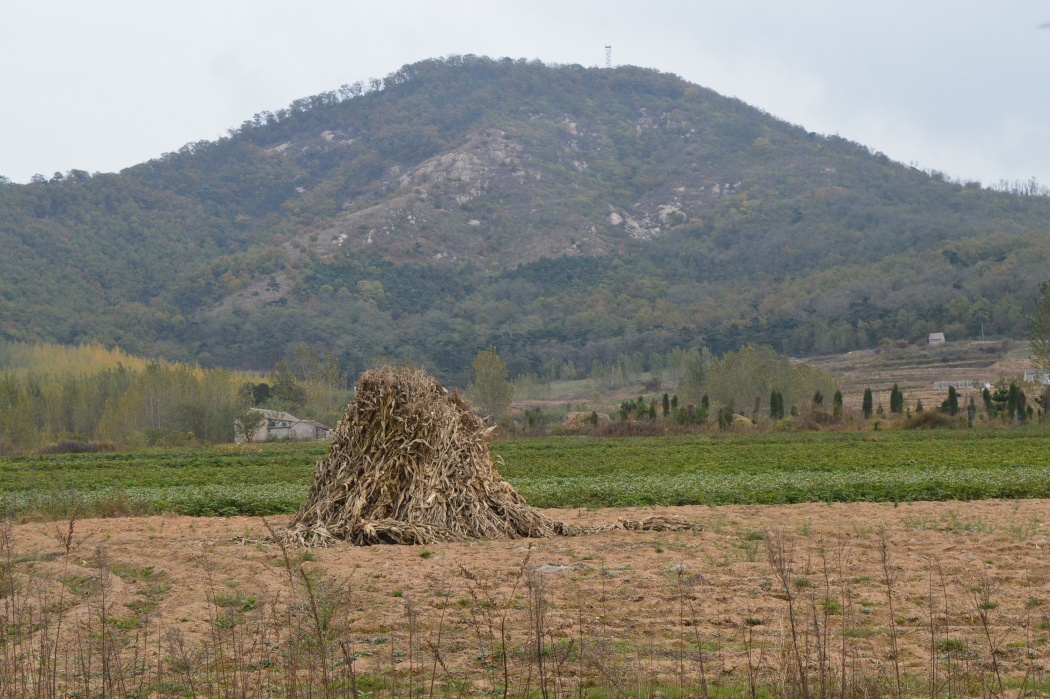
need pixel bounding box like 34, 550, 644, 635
283, 366, 693, 546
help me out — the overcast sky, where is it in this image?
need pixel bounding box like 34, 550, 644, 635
2, 1, 1048, 187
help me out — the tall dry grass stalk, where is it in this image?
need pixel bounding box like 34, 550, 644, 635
0, 516, 1046, 698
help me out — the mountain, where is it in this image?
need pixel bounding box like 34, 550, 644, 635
2, 56, 1049, 385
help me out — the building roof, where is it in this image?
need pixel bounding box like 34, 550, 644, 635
248, 408, 329, 430
250, 408, 298, 421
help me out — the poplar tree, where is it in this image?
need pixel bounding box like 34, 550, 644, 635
940, 386, 959, 416
889, 384, 904, 414
769, 390, 784, 420
467, 346, 514, 422
1029, 280, 1050, 371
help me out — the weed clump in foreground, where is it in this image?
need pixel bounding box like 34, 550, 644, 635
0, 512, 1048, 697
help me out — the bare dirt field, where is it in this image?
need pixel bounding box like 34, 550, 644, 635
11, 499, 1050, 694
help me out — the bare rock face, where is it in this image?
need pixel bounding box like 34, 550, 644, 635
289, 113, 732, 268
282, 91, 741, 269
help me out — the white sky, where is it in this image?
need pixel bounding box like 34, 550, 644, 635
2, 1, 1048, 186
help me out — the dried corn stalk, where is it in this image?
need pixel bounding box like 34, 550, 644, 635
283, 366, 693, 546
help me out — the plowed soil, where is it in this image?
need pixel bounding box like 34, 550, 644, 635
11, 499, 1050, 689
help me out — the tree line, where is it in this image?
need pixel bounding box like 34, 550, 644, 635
0, 341, 352, 452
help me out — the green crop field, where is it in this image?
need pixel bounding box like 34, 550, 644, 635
1, 430, 1049, 518
497, 430, 1050, 507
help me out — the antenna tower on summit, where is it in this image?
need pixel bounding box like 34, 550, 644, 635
605, 45, 612, 69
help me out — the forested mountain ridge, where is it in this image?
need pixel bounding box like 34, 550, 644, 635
2, 56, 1049, 384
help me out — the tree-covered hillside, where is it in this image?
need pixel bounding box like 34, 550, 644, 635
2, 56, 1049, 384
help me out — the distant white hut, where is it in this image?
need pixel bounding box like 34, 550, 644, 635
235, 408, 330, 443
934, 380, 991, 390
928, 332, 945, 346
1023, 370, 1050, 385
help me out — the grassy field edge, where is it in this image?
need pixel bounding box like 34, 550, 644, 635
1, 429, 1049, 519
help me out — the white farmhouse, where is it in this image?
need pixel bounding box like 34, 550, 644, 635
235, 408, 330, 443
1023, 370, 1050, 385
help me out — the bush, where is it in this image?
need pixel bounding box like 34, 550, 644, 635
143, 428, 194, 447
595, 420, 668, 437
40, 440, 118, 454
807, 406, 837, 426
903, 411, 956, 430
774, 414, 830, 432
